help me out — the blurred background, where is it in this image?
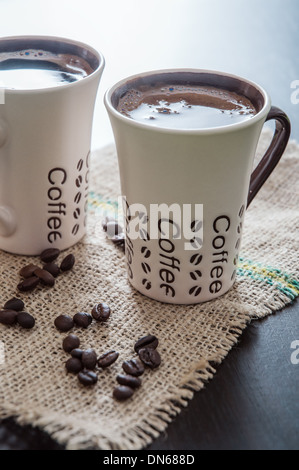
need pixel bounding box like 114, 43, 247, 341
1, 0, 298, 149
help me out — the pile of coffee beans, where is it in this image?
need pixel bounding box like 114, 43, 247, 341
54, 302, 111, 332
17, 248, 75, 293
113, 334, 161, 400
0, 297, 35, 329
57, 314, 161, 400
61, 331, 119, 387
102, 216, 125, 250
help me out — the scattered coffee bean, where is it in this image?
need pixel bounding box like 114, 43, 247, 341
102, 216, 117, 232
78, 369, 98, 386
70, 348, 84, 359
0, 309, 18, 325
92, 302, 111, 322
43, 262, 60, 278
33, 267, 55, 287
111, 233, 125, 247
113, 385, 134, 401
116, 374, 141, 389
3, 297, 24, 311
138, 347, 161, 369
134, 334, 159, 353
81, 348, 97, 369
19, 264, 40, 278
122, 358, 145, 377
17, 276, 40, 292
40, 248, 60, 263
60, 254, 75, 272
73, 312, 93, 329
62, 334, 80, 353
97, 351, 119, 368
54, 314, 74, 332
17, 311, 35, 329
106, 221, 123, 238
65, 357, 82, 374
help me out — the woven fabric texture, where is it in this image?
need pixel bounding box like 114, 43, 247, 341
0, 129, 298, 450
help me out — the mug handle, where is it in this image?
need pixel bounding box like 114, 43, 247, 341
247, 106, 291, 207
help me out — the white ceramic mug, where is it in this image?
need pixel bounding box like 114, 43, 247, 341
105, 69, 291, 304
0, 36, 104, 255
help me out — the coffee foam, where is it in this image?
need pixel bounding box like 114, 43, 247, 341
0, 49, 94, 76
117, 84, 257, 129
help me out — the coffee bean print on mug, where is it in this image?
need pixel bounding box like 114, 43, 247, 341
72, 151, 90, 237
123, 197, 135, 280
141, 243, 152, 291
231, 203, 246, 281
188, 219, 203, 298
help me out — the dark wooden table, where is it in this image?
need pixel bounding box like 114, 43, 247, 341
0, 0, 298, 451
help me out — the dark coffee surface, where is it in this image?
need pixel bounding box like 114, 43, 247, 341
0, 48, 94, 89
117, 84, 257, 129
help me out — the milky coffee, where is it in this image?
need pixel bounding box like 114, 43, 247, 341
0, 48, 94, 90
117, 83, 257, 129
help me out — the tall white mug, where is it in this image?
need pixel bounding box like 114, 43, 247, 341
105, 69, 291, 304
0, 36, 104, 255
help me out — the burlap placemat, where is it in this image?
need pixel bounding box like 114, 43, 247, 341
0, 129, 298, 450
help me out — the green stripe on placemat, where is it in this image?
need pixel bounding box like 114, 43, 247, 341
88, 191, 118, 212
87, 192, 299, 301
238, 257, 299, 300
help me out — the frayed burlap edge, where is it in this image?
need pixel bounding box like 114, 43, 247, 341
1, 285, 297, 450
0, 130, 298, 451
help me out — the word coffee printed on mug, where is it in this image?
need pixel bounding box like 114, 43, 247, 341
290, 80, 299, 105
119, 198, 203, 251
290, 340, 299, 365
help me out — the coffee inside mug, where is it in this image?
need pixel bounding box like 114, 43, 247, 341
0, 36, 101, 90
110, 71, 266, 130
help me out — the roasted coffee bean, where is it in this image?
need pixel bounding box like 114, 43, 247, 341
33, 267, 55, 287
60, 254, 75, 272
78, 369, 98, 386
17, 276, 40, 292
0, 309, 18, 325
138, 347, 161, 369
97, 351, 119, 368
40, 248, 60, 263
91, 302, 111, 322
111, 233, 125, 246
70, 348, 84, 359
3, 297, 24, 311
54, 314, 74, 332
116, 374, 141, 389
17, 312, 35, 329
81, 348, 97, 369
19, 264, 40, 278
43, 262, 60, 278
65, 357, 82, 374
113, 385, 134, 401
73, 312, 93, 328
122, 358, 145, 377
134, 334, 159, 353
62, 334, 80, 353
105, 221, 123, 238
102, 216, 117, 231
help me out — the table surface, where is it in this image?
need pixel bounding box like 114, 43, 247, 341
0, 0, 298, 451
